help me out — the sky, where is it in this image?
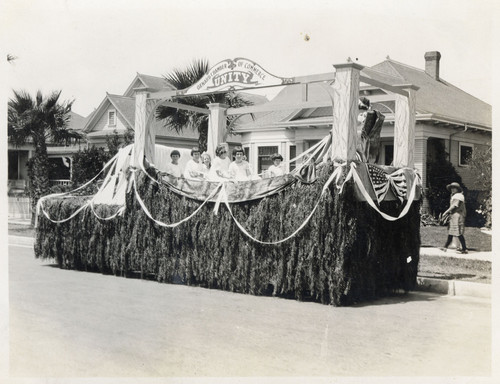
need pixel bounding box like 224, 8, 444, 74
1, 0, 496, 117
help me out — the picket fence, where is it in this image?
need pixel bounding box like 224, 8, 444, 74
8, 196, 31, 220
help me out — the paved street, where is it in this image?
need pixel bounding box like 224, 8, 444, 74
8, 243, 491, 378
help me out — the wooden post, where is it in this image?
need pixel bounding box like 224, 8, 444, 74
394, 86, 418, 168
207, 103, 228, 157
133, 87, 156, 168
331, 63, 363, 161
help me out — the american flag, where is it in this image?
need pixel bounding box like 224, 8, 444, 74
366, 164, 407, 204
388, 168, 407, 203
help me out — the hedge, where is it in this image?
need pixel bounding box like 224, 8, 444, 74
35, 162, 421, 306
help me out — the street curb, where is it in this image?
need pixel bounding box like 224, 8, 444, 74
416, 277, 491, 299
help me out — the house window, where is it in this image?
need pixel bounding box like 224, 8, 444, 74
384, 144, 394, 166
459, 142, 474, 166
244, 147, 250, 162
108, 110, 116, 126
289, 145, 296, 171
257, 145, 278, 173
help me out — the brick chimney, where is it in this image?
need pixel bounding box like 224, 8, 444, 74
424, 51, 441, 80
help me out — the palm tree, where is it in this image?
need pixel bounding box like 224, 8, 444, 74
8, 90, 82, 223
156, 59, 252, 152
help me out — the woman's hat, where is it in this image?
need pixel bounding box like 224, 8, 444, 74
446, 182, 462, 192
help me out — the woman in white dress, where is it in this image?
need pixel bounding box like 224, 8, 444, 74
207, 144, 231, 181
201, 152, 211, 176
228, 146, 252, 181
267, 153, 285, 177
183, 147, 206, 180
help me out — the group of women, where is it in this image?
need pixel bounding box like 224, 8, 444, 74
165, 144, 285, 182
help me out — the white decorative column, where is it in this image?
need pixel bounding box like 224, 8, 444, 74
133, 87, 156, 168
207, 103, 229, 157
393, 86, 418, 168
331, 63, 363, 161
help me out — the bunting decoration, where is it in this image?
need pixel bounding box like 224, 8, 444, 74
388, 168, 408, 203
366, 163, 407, 204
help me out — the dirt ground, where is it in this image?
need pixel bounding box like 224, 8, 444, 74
418, 254, 491, 283
8, 243, 492, 378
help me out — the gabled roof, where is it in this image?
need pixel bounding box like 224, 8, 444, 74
82, 92, 199, 140
371, 59, 491, 128
83, 94, 135, 133
107, 94, 136, 127
123, 73, 174, 97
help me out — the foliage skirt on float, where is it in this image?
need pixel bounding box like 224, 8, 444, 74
35, 163, 421, 306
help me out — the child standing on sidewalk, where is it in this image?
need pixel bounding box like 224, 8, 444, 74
440, 182, 468, 254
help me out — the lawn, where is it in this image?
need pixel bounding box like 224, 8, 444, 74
420, 225, 491, 252
419, 224, 492, 283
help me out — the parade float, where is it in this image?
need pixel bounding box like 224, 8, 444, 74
35, 59, 422, 306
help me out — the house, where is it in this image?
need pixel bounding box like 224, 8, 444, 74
231, 51, 492, 210
7, 110, 88, 194
83, 73, 200, 149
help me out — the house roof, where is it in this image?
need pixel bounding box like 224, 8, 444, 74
371, 59, 491, 128
67, 111, 87, 131
233, 82, 334, 129
234, 57, 492, 131
82, 94, 135, 132
83, 92, 200, 140
107, 94, 136, 127
123, 73, 174, 97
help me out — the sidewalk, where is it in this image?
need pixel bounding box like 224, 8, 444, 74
8, 218, 32, 226
417, 246, 491, 298
420, 246, 492, 262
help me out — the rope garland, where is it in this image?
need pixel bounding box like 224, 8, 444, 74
221, 165, 345, 245
131, 168, 223, 228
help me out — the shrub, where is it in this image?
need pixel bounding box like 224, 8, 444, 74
71, 146, 110, 187
426, 140, 463, 217
467, 146, 492, 228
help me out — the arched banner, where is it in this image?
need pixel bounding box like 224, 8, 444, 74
185, 58, 293, 94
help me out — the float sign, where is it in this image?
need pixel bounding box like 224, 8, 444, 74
185, 58, 293, 95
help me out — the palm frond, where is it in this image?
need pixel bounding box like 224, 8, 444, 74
8, 89, 75, 145
158, 59, 254, 152
163, 58, 209, 90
